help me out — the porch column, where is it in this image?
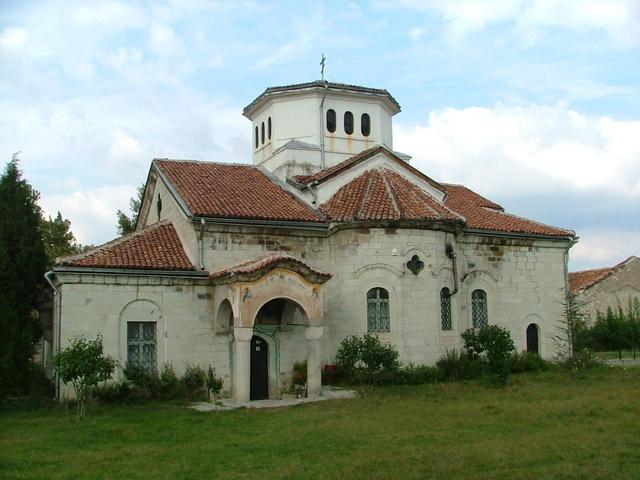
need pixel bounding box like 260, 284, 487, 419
233, 327, 253, 403
305, 326, 324, 397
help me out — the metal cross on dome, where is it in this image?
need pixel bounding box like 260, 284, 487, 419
320, 54, 326, 80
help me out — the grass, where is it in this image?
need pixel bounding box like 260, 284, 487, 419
1, 368, 640, 480
594, 351, 638, 360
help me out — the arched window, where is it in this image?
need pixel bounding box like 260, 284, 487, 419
526, 324, 539, 354
440, 288, 452, 330
261, 122, 265, 144
361, 113, 371, 137
471, 289, 488, 328
255, 126, 259, 149
367, 287, 390, 332
268, 117, 272, 140
344, 111, 354, 135
326, 109, 336, 133
127, 322, 157, 373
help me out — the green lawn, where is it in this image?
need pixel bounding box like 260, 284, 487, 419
2, 368, 640, 480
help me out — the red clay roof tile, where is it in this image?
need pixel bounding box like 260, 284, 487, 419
58, 221, 195, 271
320, 168, 463, 223
569, 256, 639, 294
155, 159, 323, 223
442, 184, 573, 238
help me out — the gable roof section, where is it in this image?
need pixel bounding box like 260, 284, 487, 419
292, 145, 445, 194
320, 168, 463, 224
569, 256, 639, 294
442, 184, 574, 238
210, 253, 332, 285
58, 221, 195, 271
154, 159, 324, 223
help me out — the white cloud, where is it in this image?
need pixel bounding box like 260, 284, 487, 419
408, 27, 427, 40
570, 229, 640, 270
40, 185, 136, 246
393, 0, 640, 46
394, 103, 640, 196
149, 22, 185, 58
0, 27, 29, 50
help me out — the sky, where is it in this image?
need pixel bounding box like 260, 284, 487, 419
1, 0, 639, 272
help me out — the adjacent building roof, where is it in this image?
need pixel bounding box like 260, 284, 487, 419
569, 256, 639, 294
320, 168, 463, 224
243, 81, 401, 116
58, 221, 195, 271
154, 159, 324, 223
210, 253, 332, 285
442, 184, 574, 238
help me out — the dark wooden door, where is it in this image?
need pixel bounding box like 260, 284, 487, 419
250, 336, 269, 400
526, 324, 539, 354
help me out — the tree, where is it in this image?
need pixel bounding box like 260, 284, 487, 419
462, 325, 515, 386
554, 292, 590, 366
54, 335, 115, 417
116, 184, 145, 236
0, 157, 48, 397
40, 212, 82, 268
625, 298, 640, 359
591, 306, 630, 360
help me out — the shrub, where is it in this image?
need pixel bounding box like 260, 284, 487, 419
390, 364, 443, 385
92, 380, 133, 403
28, 362, 54, 399
123, 364, 160, 400
206, 366, 223, 401
159, 364, 184, 400
291, 361, 307, 386
181, 364, 206, 400
462, 325, 515, 387
54, 334, 116, 417
335, 334, 399, 388
436, 349, 485, 381
507, 351, 550, 374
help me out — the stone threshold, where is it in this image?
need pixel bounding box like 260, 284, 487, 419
191, 386, 357, 412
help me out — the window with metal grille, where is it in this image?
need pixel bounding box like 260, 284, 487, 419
440, 287, 452, 330
127, 322, 157, 373
471, 289, 488, 328
367, 288, 390, 332
326, 109, 336, 133
344, 111, 354, 135
361, 113, 371, 136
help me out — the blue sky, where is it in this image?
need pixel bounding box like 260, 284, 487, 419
1, 0, 639, 271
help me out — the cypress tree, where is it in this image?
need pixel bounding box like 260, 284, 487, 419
0, 158, 48, 396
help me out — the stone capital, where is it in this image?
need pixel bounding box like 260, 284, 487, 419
234, 326, 253, 343
304, 326, 324, 341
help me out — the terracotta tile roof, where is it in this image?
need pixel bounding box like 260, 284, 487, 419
292, 145, 445, 193
155, 159, 323, 223
320, 168, 463, 224
210, 253, 332, 285
58, 221, 195, 271
442, 184, 574, 238
569, 256, 639, 294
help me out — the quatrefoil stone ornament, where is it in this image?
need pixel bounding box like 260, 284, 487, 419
406, 255, 424, 276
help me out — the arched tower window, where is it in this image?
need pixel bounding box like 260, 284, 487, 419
440, 288, 452, 330
261, 122, 265, 144
268, 117, 272, 140
326, 109, 336, 133
526, 324, 539, 354
254, 126, 259, 149
367, 287, 390, 332
361, 113, 371, 137
344, 111, 354, 135
471, 289, 488, 328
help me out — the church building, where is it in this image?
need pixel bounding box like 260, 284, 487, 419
47, 81, 575, 402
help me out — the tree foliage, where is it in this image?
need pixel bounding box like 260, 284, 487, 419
554, 293, 590, 370
54, 335, 115, 417
335, 334, 400, 390
590, 298, 640, 360
116, 184, 145, 236
40, 211, 83, 268
0, 158, 48, 397
462, 325, 515, 386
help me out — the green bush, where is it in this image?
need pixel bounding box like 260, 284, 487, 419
159, 364, 184, 400
92, 380, 134, 403
462, 325, 515, 387
507, 351, 550, 374
181, 365, 206, 400
335, 334, 399, 387
123, 364, 160, 400
291, 361, 307, 386
389, 364, 443, 385
206, 366, 223, 401
436, 349, 485, 381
